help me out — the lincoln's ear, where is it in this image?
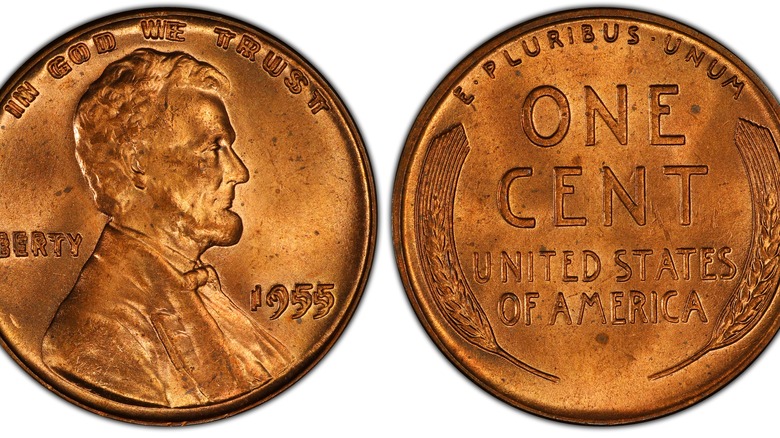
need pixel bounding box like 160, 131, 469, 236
121, 145, 147, 190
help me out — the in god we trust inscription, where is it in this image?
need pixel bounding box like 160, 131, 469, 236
0, 9, 374, 424
394, 8, 780, 423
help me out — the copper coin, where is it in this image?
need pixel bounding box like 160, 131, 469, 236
0, 8, 375, 424
394, 7, 780, 424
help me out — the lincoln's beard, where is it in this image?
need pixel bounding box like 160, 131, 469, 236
184, 208, 244, 252
209, 209, 244, 247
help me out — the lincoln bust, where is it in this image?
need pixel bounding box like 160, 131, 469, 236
42, 48, 291, 408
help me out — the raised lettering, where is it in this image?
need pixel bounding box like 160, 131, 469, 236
661, 291, 679, 323
682, 290, 708, 322
266, 285, 289, 320
700, 247, 717, 280
0, 233, 9, 258
503, 49, 522, 66
482, 60, 496, 78
140, 19, 185, 41
582, 24, 595, 43
214, 27, 237, 50
92, 32, 116, 54
611, 291, 626, 324
718, 247, 737, 280
284, 69, 309, 94
67, 43, 90, 65
663, 165, 708, 225
722, 75, 745, 100
562, 250, 578, 282
615, 249, 632, 282
707, 58, 726, 79
585, 85, 627, 146
554, 166, 586, 226
65, 233, 82, 257
236, 34, 261, 61
498, 293, 521, 326
250, 285, 262, 311
262, 51, 287, 77
47, 233, 65, 257
603, 23, 619, 43
632, 249, 653, 281
577, 292, 606, 324
4, 101, 24, 119
308, 88, 330, 114
628, 290, 649, 323
522, 37, 541, 56
540, 250, 556, 281
500, 251, 521, 283
140, 19, 164, 39
47, 56, 72, 79
676, 247, 696, 280
12, 231, 27, 257
549, 292, 572, 325
663, 34, 681, 55
649, 84, 686, 146
453, 86, 474, 105
582, 250, 601, 282
473, 252, 491, 284
30, 231, 47, 257
603, 166, 646, 226
522, 85, 570, 147
684, 46, 705, 68
654, 248, 679, 280
498, 167, 535, 228
524, 292, 539, 325
547, 30, 564, 49
11, 81, 39, 109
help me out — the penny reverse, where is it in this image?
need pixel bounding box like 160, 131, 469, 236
394, 8, 780, 424
0, 9, 375, 424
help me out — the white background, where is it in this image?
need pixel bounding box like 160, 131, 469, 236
1, 0, 778, 435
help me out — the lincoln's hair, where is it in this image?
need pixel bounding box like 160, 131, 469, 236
74, 48, 229, 217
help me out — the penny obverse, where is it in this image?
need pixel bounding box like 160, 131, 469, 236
0, 9, 375, 424
394, 8, 780, 424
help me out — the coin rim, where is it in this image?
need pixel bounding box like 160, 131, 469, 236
392, 6, 780, 425
0, 7, 377, 425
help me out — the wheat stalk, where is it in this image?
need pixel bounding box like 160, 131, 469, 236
711, 193, 780, 346
415, 124, 558, 383
650, 119, 780, 380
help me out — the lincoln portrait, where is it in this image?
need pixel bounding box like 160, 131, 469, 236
42, 48, 291, 407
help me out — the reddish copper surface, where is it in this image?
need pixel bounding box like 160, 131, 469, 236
394, 8, 780, 424
0, 9, 375, 424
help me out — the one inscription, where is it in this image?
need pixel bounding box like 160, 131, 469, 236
0, 231, 82, 258
212, 27, 331, 115
250, 283, 336, 320
498, 84, 701, 229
